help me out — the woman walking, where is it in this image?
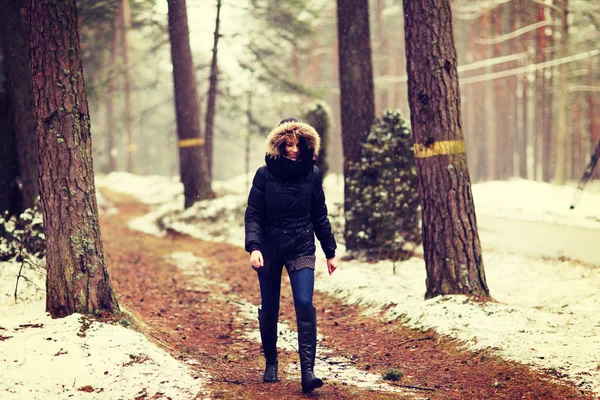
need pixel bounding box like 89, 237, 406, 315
244, 118, 338, 393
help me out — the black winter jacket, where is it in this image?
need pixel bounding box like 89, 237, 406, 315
244, 121, 337, 261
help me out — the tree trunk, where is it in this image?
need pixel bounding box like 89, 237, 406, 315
375, 0, 387, 113
482, 13, 497, 181
336, 0, 375, 250
403, 0, 489, 299
1, 0, 38, 211
205, 0, 222, 182
106, 9, 120, 173
534, 4, 546, 181
167, 0, 211, 208
121, 0, 137, 174
27, 0, 120, 318
554, 0, 569, 184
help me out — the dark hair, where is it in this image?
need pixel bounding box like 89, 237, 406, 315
279, 117, 299, 125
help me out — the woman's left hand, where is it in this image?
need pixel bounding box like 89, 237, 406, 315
327, 257, 338, 276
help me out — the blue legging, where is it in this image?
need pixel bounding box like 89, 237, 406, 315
257, 264, 314, 315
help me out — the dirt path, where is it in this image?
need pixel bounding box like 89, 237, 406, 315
99, 190, 593, 400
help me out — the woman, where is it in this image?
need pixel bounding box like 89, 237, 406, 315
244, 118, 339, 393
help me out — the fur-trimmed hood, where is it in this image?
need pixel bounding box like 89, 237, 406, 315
265, 121, 321, 160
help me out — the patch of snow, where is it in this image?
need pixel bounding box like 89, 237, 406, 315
0, 254, 208, 399
95, 172, 183, 205
471, 178, 600, 230
0, 304, 204, 399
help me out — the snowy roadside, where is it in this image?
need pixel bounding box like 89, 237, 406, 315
0, 198, 207, 399
96, 172, 600, 395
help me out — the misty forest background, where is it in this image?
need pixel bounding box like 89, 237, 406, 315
3, 0, 597, 185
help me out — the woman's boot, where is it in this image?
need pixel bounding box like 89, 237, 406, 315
295, 305, 323, 393
258, 308, 278, 382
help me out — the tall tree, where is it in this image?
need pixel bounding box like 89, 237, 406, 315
205, 0, 222, 182
167, 0, 211, 207
403, 0, 489, 299
27, 0, 120, 317
0, 0, 38, 212
336, 0, 375, 250
555, 0, 569, 184
121, 0, 137, 174
106, 8, 121, 173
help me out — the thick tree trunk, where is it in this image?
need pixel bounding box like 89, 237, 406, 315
167, 0, 211, 208
403, 0, 489, 299
336, 0, 375, 250
27, 0, 120, 318
1, 1, 38, 211
205, 0, 222, 182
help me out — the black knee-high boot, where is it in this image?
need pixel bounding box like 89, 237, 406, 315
295, 305, 323, 393
258, 308, 278, 382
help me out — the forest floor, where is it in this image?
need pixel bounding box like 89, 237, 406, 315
99, 189, 594, 400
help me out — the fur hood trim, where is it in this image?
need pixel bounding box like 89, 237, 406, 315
265, 121, 321, 159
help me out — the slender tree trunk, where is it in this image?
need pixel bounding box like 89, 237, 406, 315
493, 6, 507, 180
121, 0, 137, 174
571, 101, 579, 179
482, 13, 497, 180
554, 0, 569, 184
403, 0, 489, 299
534, 4, 546, 180
375, 0, 387, 113
505, 4, 516, 179
1, 1, 38, 211
167, 0, 211, 208
27, 0, 119, 318
106, 10, 120, 173
337, 0, 375, 250
205, 0, 222, 182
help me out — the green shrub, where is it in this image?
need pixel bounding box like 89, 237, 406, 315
0, 200, 45, 262
382, 368, 403, 381
345, 109, 421, 261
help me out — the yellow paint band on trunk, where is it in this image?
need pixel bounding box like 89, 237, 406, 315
127, 144, 138, 152
178, 138, 204, 148
414, 139, 466, 158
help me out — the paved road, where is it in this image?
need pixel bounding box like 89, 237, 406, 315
477, 214, 600, 266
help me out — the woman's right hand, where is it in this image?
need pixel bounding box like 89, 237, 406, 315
250, 250, 264, 269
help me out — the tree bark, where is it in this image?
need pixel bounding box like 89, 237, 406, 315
403, 0, 489, 299
1, 1, 38, 211
167, 0, 211, 208
336, 0, 375, 250
27, 0, 120, 318
205, 0, 222, 182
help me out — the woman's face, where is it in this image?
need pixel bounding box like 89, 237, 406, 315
284, 136, 300, 161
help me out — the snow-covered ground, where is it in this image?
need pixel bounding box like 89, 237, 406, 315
94, 172, 600, 395
0, 186, 207, 399
1, 172, 599, 398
